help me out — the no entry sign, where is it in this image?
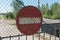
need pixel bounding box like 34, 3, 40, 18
16, 6, 42, 35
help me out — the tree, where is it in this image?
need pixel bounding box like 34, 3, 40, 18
40, 2, 60, 19
50, 2, 60, 19
4, 12, 14, 19
40, 4, 46, 15
40, 3, 49, 18
45, 3, 49, 15
11, 0, 24, 18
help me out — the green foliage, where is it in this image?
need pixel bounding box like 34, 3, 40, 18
3, 0, 24, 19
4, 12, 14, 19
40, 2, 60, 19
11, 0, 24, 19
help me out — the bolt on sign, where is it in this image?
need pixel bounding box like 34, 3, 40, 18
16, 6, 42, 35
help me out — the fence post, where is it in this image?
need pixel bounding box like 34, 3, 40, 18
55, 29, 56, 40
9, 35, 11, 40
59, 28, 60, 40
26, 35, 27, 40
43, 32, 45, 40
0, 36, 2, 40
32, 35, 34, 40
18, 34, 20, 40
49, 30, 51, 40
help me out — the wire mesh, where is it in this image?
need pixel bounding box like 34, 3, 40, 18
0, 0, 60, 40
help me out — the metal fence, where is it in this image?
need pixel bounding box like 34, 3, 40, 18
0, 31, 60, 40
0, 0, 60, 40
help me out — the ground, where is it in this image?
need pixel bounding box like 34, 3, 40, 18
0, 19, 59, 40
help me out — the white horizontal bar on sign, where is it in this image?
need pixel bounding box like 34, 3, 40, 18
19, 17, 41, 24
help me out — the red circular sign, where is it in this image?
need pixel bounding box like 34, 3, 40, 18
16, 6, 42, 35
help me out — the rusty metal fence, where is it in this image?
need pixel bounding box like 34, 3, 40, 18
0, 0, 60, 40
0, 31, 60, 40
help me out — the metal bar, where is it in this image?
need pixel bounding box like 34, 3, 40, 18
38, 0, 40, 9
39, 33, 40, 40
49, 30, 51, 40
18, 34, 20, 40
59, 29, 60, 40
1, 32, 43, 39
50, 35, 51, 40
9, 35, 11, 40
55, 29, 56, 40
59, 35, 60, 40
26, 35, 27, 40
32, 35, 34, 40
16, 0, 25, 7
43, 32, 45, 40
2, 35, 23, 39
39, 30, 40, 40
0, 36, 2, 40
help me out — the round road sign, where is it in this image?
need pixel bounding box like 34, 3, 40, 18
16, 6, 42, 35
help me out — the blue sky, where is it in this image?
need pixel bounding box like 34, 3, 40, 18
0, 0, 60, 13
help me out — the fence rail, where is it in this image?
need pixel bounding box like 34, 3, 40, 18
0, 32, 60, 40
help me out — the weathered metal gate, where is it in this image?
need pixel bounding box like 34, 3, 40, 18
0, 0, 60, 40
0, 31, 60, 40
